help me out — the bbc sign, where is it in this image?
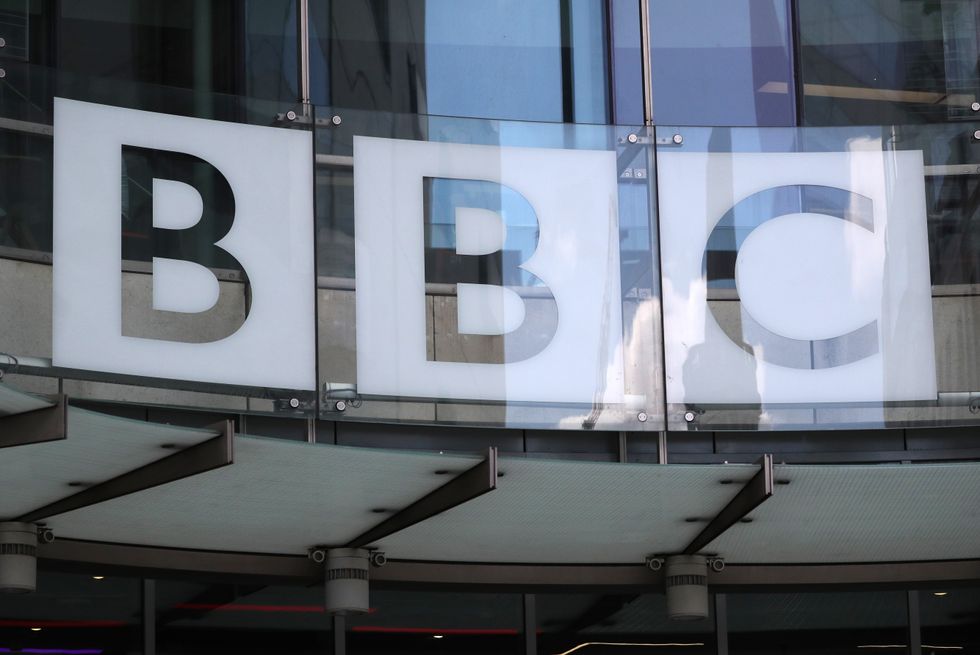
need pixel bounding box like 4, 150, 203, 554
51, 98, 936, 408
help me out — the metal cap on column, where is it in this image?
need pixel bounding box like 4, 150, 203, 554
0, 522, 38, 593
324, 548, 370, 614
665, 554, 709, 620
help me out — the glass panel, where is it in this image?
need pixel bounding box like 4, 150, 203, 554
649, 0, 796, 127
537, 592, 716, 655
156, 580, 331, 655
4, 0, 298, 101
798, 0, 980, 126
309, 0, 611, 124
0, 570, 141, 655
0, 0, 29, 62
610, 0, 645, 125
0, 63, 316, 415
728, 591, 909, 654
346, 590, 522, 654
921, 588, 980, 654
315, 106, 663, 430
657, 124, 980, 430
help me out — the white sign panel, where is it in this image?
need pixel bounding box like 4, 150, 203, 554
53, 97, 316, 390
659, 148, 936, 405
354, 136, 625, 403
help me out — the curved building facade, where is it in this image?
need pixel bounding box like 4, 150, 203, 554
0, 1, 978, 653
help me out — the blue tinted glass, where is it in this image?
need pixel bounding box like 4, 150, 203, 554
610, 0, 645, 124
649, 0, 796, 126
310, 0, 610, 123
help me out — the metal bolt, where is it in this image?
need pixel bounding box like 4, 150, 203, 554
331, 115, 342, 126
627, 133, 639, 144
972, 102, 980, 112
0, 69, 6, 79
672, 133, 683, 145
637, 411, 648, 423
285, 110, 297, 121
969, 397, 980, 414
335, 400, 347, 412
0, 38, 6, 48
974, 129, 980, 141
684, 411, 696, 422
289, 398, 300, 409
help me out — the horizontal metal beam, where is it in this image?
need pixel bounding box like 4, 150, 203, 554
346, 447, 498, 549
0, 394, 67, 448
17, 420, 233, 523
37, 538, 980, 590
683, 454, 774, 555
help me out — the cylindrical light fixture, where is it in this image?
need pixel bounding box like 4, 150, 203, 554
324, 548, 370, 614
665, 554, 708, 620
0, 522, 38, 593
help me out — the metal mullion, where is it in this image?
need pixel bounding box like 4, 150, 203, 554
333, 614, 346, 655
715, 593, 728, 655
523, 593, 537, 655
908, 590, 921, 655
638, 0, 654, 125
142, 578, 156, 655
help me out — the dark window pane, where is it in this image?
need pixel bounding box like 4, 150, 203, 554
797, 0, 980, 126
537, 593, 716, 655
728, 591, 909, 655
0, 570, 141, 655
11, 0, 296, 101
156, 580, 332, 655
347, 590, 523, 654
921, 588, 980, 655
649, 0, 796, 127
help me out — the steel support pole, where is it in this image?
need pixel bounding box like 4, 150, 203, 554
332, 614, 346, 655
523, 594, 537, 655
908, 590, 921, 655
715, 593, 728, 655
142, 578, 156, 655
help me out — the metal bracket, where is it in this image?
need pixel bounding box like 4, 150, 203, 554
15, 420, 234, 523
0, 394, 68, 448
682, 454, 774, 555
346, 448, 498, 549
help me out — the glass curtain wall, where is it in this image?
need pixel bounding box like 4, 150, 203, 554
0, 0, 297, 255
795, 0, 980, 287
308, 0, 613, 124
1, 568, 976, 654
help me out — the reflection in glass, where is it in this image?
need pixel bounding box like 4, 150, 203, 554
310, 0, 611, 123
649, 0, 795, 126
537, 593, 716, 655
315, 109, 662, 430
656, 124, 980, 430
798, 0, 980, 126
156, 580, 332, 655
0, 571, 140, 655
52, 0, 296, 101
728, 591, 909, 655
347, 590, 523, 654
920, 588, 980, 655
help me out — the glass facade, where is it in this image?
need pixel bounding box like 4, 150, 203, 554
0, 0, 976, 431
0, 2, 978, 653
4, 581, 974, 655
